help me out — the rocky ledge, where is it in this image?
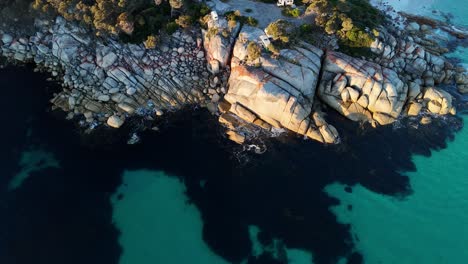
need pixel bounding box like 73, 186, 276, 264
1, 11, 467, 145
0, 17, 225, 129
205, 17, 465, 144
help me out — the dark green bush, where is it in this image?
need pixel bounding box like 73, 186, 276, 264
247, 41, 261, 61
306, 0, 384, 51
282, 7, 301, 18
165, 21, 179, 35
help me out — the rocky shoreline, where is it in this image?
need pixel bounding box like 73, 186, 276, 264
1, 17, 224, 129
1, 4, 467, 145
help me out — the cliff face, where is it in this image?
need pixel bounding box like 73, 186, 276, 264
220, 26, 339, 144
318, 51, 408, 126
0, 14, 466, 145
210, 21, 463, 144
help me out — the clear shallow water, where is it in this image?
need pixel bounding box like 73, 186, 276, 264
382, 0, 468, 27
326, 2, 468, 263
326, 117, 468, 263
111, 170, 228, 264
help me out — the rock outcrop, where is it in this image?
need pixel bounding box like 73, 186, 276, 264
318, 51, 408, 125
369, 24, 468, 93
0, 17, 213, 128
222, 26, 339, 144
0, 12, 465, 146
202, 15, 240, 70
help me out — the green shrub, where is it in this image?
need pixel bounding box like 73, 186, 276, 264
225, 10, 258, 27
206, 27, 219, 39
306, 0, 384, 50
144, 35, 159, 49
282, 7, 301, 18
165, 21, 179, 34
267, 44, 280, 56
244, 16, 258, 26
176, 15, 192, 28
265, 19, 291, 43
247, 41, 261, 61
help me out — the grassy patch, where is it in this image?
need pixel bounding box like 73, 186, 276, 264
282, 7, 301, 18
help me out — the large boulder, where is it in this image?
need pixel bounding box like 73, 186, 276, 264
52, 34, 80, 63
1, 33, 13, 45
202, 17, 240, 67
318, 51, 408, 125
223, 27, 338, 143
422, 87, 456, 115
107, 115, 125, 128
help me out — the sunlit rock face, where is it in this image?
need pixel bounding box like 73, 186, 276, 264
222, 26, 339, 144
318, 51, 408, 125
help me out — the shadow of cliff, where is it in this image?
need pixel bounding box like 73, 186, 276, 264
0, 65, 463, 264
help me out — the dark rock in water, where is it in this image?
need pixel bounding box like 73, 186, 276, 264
347, 252, 364, 264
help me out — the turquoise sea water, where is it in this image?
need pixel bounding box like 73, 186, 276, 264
326, 2, 468, 263
326, 116, 468, 263
386, 0, 468, 27
111, 170, 228, 264
105, 2, 468, 263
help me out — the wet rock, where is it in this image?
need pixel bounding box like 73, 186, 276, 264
226, 130, 245, 144
1, 33, 13, 44
107, 115, 124, 128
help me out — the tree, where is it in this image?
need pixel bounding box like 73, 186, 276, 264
265, 20, 290, 43
144, 35, 159, 49
305, 0, 384, 49
247, 41, 261, 62
169, 0, 183, 17
176, 15, 192, 28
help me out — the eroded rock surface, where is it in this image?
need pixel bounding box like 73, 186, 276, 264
318, 51, 408, 125
1, 13, 465, 146
1, 17, 212, 128
222, 26, 339, 144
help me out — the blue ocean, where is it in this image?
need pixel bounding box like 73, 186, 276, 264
1, 1, 467, 264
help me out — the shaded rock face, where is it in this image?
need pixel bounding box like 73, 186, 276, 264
318, 51, 408, 125
0, 17, 212, 128
1, 15, 464, 145
223, 26, 339, 144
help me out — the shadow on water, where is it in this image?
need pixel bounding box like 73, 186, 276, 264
0, 65, 464, 264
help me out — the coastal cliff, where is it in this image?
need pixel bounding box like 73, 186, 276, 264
0, 2, 467, 145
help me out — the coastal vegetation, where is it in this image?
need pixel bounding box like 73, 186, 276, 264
224, 10, 259, 27
30, 0, 210, 42
303, 0, 384, 55
265, 19, 291, 44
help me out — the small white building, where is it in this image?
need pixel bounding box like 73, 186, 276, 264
211, 11, 219, 21
259, 35, 271, 48
277, 0, 294, 7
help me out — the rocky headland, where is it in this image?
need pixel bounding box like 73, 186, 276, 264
1, 1, 467, 145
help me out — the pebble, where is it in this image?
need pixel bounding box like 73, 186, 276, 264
126, 87, 137, 95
